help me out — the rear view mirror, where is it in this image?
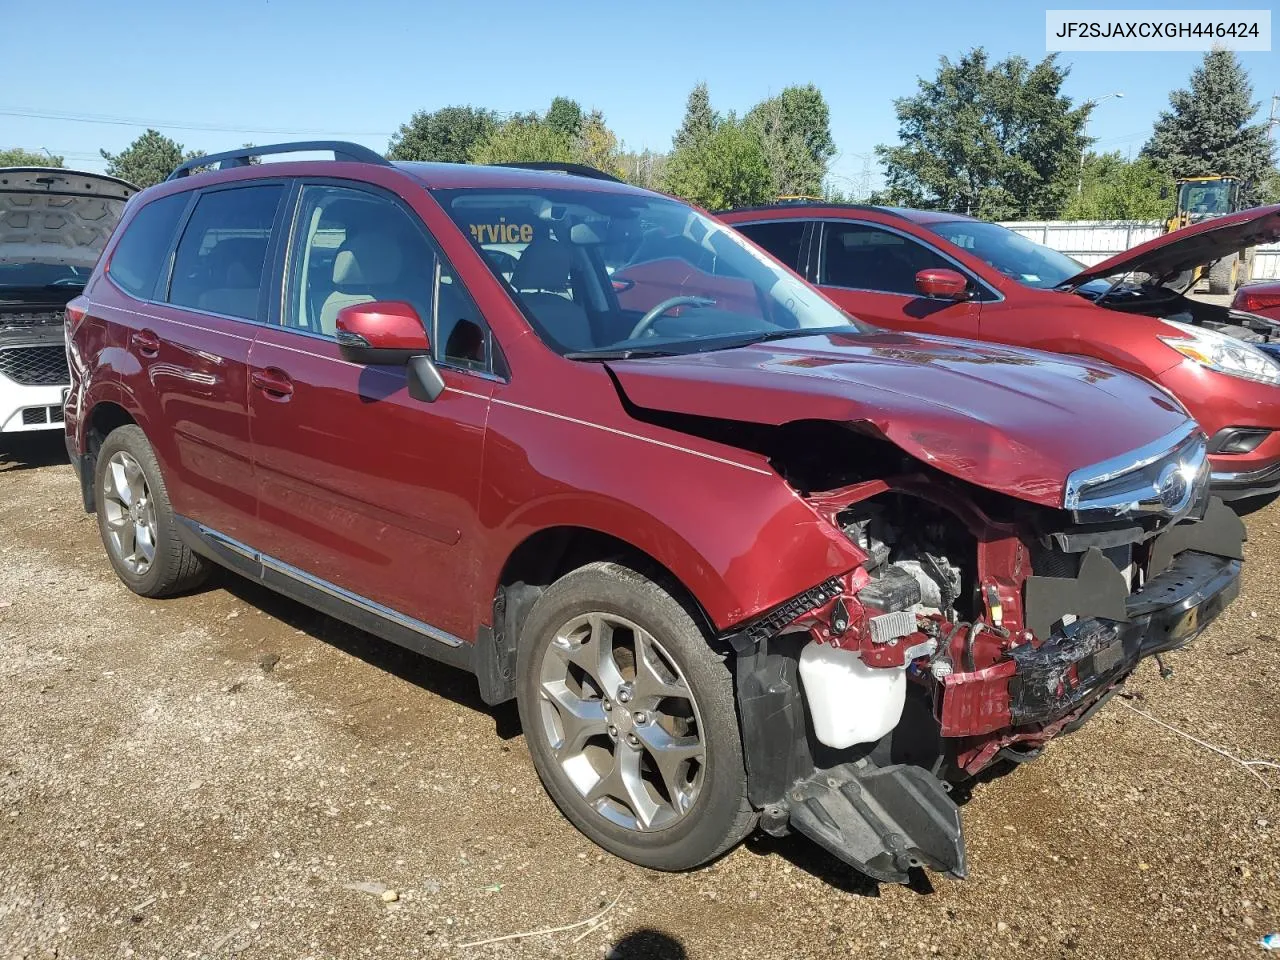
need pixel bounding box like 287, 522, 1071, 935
335, 300, 445, 402
915, 268, 970, 301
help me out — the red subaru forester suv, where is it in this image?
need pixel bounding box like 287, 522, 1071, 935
65, 143, 1243, 883
721, 203, 1280, 504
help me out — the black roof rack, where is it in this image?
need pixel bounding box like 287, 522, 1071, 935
167, 140, 391, 181
717, 201, 905, 219
494, 161, 624, 184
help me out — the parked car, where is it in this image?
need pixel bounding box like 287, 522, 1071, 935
1234, 278, 1280, 322
720, 203, 1280, 503
65, 143, 1243, 883
0, 168, 135, 439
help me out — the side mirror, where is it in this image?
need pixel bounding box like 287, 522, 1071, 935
914, 268, 970, 301
335, 300, 445, 402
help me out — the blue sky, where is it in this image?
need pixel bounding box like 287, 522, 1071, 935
5, 0, 1277, 191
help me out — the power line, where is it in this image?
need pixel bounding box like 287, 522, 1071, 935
0, 106, 393, 138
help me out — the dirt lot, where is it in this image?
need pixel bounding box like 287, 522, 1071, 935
1, 433, 1278, 960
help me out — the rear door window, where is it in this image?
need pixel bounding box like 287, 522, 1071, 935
733, 220, 808, 272
106, 193, 189, 299
819, 222, 951, 295
167, 185, 284, 320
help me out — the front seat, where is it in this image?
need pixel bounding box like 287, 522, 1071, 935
508, 234, 594, 352
319, 232, 405, 335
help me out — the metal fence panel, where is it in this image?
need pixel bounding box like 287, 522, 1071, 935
998, 220, 1280, 278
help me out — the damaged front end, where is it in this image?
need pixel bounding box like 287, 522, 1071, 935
729, 422, 1244, 884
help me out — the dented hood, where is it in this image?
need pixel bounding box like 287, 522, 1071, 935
607, 331, 1193, 508
1064, 203, 1280, 287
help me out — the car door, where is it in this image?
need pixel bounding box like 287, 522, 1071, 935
812, 220, 983, 338
118, 183, 286, 543
246, 181, 497, 643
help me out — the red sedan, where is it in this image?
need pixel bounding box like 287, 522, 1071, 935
721, 203, 1280, 502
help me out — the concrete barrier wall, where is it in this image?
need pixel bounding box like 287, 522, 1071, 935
999, 220, 1280, 280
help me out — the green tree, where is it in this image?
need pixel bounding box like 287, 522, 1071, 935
1141, 49, 1276, 204
672, 82, 718, 151
1063, 152, 1171, 219
571, 110, 623, 178
618, 149, 668, 190
0, 147, 63, 167
469, 115, 575, 165
546, 97, 585, 140
746, 84, 836, 197
386, 106, 498, 163
100, 130, 198, 188
663, 117, 771, 210
876, 49, 1090, 219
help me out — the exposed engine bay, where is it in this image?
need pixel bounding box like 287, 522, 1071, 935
732, 466, 1244, 884
1081, 276, 1280, 343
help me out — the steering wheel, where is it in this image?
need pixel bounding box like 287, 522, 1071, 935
628, 296, 716, 340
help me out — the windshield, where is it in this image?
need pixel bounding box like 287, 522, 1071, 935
1178, 180, 1233, 217
434, 186, 861, 357
925, 220, 1083, 290
0, 262, 91, 291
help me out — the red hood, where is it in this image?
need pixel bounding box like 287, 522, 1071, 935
607, 331, 1193, 508
1066, 204, 1280, 287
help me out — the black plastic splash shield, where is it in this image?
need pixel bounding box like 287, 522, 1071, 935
786, 761, 966, 884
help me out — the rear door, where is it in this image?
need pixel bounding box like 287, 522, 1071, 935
812, 220, 984, 338
246, 180, 497, 643
102, 183, 286, 542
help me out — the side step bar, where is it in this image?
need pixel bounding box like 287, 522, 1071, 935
783, 761, 966, 884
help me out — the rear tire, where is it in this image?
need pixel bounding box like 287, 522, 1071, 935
1208, 256, 1237, 295
516, 561, 756, 870
94, 425, 208, 598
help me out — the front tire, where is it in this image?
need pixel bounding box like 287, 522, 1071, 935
516, 562, 756, 870
94, 425, 208, 598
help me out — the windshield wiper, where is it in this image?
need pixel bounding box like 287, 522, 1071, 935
712, 325, 856, 349
564, 348, 680, 361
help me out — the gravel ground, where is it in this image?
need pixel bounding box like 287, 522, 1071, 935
1, 432, 1278, 960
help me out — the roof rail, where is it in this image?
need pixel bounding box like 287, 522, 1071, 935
494, 161, 624, 184
167, 141, 391, 181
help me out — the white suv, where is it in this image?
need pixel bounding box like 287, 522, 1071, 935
0, 168, 134, 435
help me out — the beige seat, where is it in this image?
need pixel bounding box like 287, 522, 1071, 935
318, 232, 405, 335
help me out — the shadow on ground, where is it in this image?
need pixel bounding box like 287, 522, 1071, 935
0, 432, 68, 472
608, 928, 688, 960
214, 570, 522, 739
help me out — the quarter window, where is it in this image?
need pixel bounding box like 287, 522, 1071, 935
820, 222, 953, 296
285, 184, 497, 374
107, 192, 189, 299
734, 220, 808, 272
168, 185, 284, 320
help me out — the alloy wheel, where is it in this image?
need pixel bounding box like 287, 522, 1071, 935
101, 451, 158, 576
537, 612, 706, 832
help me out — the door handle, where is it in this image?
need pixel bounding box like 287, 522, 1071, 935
131, 329, 161, 358
251, 367, 294, 399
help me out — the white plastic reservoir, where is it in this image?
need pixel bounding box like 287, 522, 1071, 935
798, 640, 907, 748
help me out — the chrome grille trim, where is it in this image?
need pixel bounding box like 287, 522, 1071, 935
1064, 421, 1209, 520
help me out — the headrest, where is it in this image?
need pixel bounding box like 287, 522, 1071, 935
510, 236, 572, 292
332, 231, 403, 286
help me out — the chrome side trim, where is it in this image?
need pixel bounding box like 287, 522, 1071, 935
199, 524, 464, 647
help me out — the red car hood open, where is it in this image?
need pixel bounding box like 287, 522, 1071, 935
1065, 203, 1280, 287
607, 331, 1193, 508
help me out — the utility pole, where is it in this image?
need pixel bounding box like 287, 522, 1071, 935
1079, 92, 1124, 195
1270, 93, 1279, 140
